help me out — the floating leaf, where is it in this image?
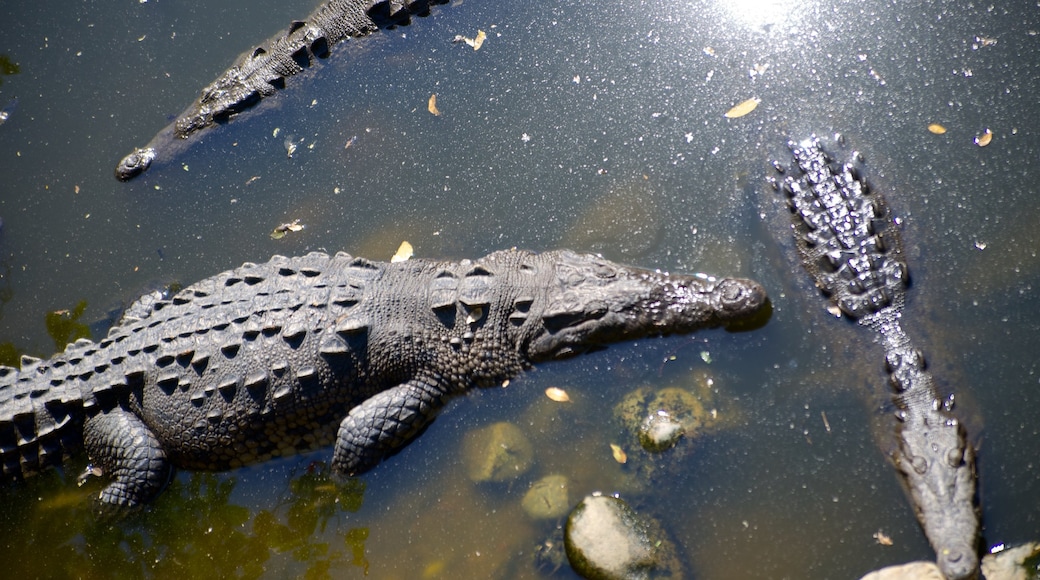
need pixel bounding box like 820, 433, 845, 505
873, 530, 894, 546
428, 94, 440, 116
974, 128, 993, 147
927, 123, 947, 134
609, 443, 627, 464
391, 240, 413, 263
452, 29, 487, 50
545, 387, 571, 402
724, 97, 760, 118
271, 219, 304, 240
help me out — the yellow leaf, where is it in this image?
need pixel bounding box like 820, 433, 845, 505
724, 97, 760, 119
544, 387, 571, 402
470, 30, 486, 50
974, 128, 993, 147
453, 30, 487, 50
428, 94, 440, 116
610, 443, 627, 464
927, 123, 947, 135
391, 241, 413, 263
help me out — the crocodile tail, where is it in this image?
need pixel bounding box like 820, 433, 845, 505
0, 353, 86, 482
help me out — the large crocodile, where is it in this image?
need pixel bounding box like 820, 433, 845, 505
0, 248, 766, 509
115, 0, 449, 181
770, 136, 979, 580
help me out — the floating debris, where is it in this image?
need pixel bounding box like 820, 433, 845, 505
465, 305, 483, 325
972, 36, 998, 49
873, 530, 894, 546
452, 29, 486, 50
724, 97, 759, 118
284, 135, 299, 157
390, 241, 413, 263
344, 135, 357, 150
609, 443, 627, 464
270, 219, 304, 240
927, 123, 947, 134
544, 387, 571, 402
0, 98, 17, 126
427, 94, 440, 116
974, 128, 993, 147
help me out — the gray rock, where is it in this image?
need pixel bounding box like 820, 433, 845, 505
564, 493, 681, 579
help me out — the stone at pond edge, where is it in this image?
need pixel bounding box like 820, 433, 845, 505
522, 474, 571, 520
981, 541, 1040, 580
564, 494, 682, 579
462, 421, 534, 483
858, 561, 943, 580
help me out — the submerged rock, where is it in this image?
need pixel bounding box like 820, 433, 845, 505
981, 542, 1040, 580
638, 410, 686, 453
564, 494, 682, 579
614, 385, 712, 453
462, 422, 534, 483
522, 474, 571, 520
858, 562, 943, 580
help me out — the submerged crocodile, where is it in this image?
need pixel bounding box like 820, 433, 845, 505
770, 136, 979, 580
0, 248, 766, 509
115, 0, 449, 181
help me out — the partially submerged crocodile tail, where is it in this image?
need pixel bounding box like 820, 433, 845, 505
115, 0, 450, 181
771, 135, 980, 580
0, 350, 88, 481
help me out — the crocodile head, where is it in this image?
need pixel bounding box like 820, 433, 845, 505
115, 147, 156, 181
524, 251, 768, 362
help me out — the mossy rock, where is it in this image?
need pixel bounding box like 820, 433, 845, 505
462, 422, 534, 483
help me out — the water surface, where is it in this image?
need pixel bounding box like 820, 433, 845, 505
0, 0, 1038, 577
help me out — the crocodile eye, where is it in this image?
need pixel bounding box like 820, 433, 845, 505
592, 263, 616, 279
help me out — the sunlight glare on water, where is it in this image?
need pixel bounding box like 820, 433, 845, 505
711, 0, 822, 38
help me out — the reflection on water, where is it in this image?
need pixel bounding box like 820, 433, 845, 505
715, 0, 803, 32
0, 0, 1038, 577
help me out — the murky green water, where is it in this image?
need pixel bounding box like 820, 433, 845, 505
0, 0, 1038, 577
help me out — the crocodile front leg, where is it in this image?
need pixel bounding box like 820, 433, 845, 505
331, 377, 451, 477
83, 408, 172, 508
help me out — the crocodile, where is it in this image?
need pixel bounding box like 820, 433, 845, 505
114, 0, 449, 181
770, 135, 979, 580
0, 248, 767, 509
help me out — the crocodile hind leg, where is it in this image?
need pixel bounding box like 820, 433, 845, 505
83, 408, 172, 508
331, 378, 450, 477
